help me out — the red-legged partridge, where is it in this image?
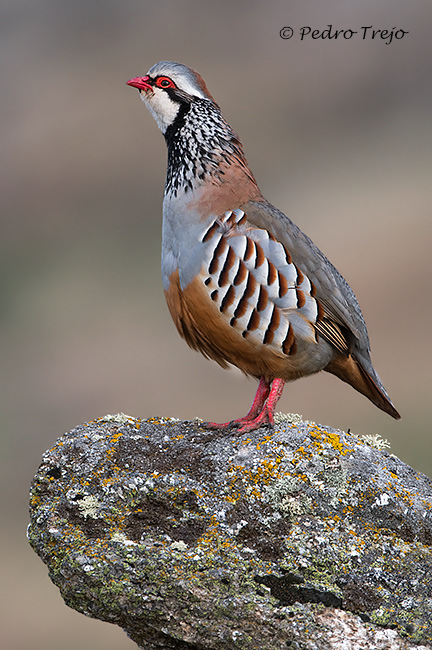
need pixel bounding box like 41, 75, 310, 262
127, 61, 400, 432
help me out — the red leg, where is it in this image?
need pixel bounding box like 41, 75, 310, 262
204, 377, 285, 433
205, 377, 270, 430
234, 378, 285, 433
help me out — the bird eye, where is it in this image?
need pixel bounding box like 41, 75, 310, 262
156, 76, 176, 89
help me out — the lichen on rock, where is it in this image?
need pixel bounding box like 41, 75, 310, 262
28, 416, 432, 649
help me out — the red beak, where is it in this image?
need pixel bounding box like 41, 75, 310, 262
126, 76, 153, 92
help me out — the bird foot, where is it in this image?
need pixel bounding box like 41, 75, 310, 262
204, 409, 274, 434
204, 377, 284, 434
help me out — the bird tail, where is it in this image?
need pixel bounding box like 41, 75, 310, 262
325, 353, 401, 420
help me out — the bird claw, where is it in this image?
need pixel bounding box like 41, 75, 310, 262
203, 412, 274, 434
203, 419, 240, 432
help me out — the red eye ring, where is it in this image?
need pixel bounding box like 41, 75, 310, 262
156, 76, 176, 89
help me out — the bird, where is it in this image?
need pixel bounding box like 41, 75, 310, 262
126, 61, 400, 433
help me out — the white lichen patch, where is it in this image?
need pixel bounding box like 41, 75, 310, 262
274, 412, 303, 425
264, 476, 313, 517
170, 540, 188, 552
77, 495, 102, 519
359, 434, 391, 450
374, 493, 391, 507
101, 412, 135, 425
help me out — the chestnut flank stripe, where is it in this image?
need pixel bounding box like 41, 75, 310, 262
208, 236, 228, 274
218, 246, 237, 287
257, 286, 269, 311
233, 259, 248, 286
278, 271, 289, 298
282, 324, 296, 355
296, 289, 306, 309
247, 308, 261, 331
244, 237, 255, 262
202, 221, 219, 242
220, 285, 236, 313
255, 243, 265, 268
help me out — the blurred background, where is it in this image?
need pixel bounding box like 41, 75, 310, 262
2, 0, 431, 647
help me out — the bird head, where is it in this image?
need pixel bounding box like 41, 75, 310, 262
127, 61, 215, 134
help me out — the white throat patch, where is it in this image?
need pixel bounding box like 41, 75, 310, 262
141, 88, 180, 134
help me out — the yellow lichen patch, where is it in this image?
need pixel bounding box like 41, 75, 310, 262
308, 428, 354, 456
285, 425, 356, 462
290, 445, 314, 469
144, 416, 179, 427
256, 435, 274, 450
225, 454, 289, 504
196, 515, 221, 549
104, 429, 125, 460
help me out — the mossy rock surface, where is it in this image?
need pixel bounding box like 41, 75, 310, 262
28, 415, 432, 649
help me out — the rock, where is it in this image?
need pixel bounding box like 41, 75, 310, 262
28, 414, 432, 649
